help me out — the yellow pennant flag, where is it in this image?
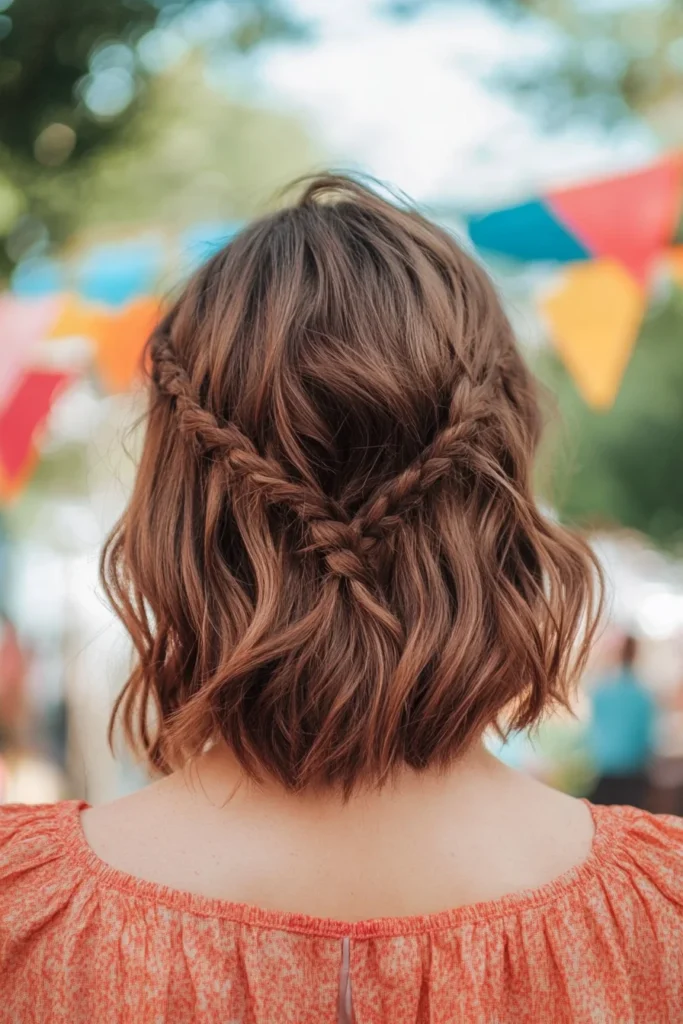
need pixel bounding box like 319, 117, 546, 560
540, 259, 646, 409
49, 294, 103, 340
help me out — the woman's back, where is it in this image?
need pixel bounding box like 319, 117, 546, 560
2, 764, 683, 1023
2, 175, 681, 1021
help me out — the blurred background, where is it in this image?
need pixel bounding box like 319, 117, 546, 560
2, 0, 683, 810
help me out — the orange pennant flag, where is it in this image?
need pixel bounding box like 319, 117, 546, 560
92, 297, 160, 392
540, 259, 646, 409
668, 246, 683, 287
50, 294, 161, 392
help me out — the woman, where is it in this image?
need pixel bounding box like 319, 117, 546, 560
1, 176, 681, 1023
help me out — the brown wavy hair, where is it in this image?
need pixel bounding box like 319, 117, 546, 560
102, 174, 602, 793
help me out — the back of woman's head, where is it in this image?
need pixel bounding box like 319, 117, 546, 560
103, 174, 602, 793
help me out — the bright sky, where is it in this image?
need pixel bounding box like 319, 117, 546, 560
252, 0, 656, 204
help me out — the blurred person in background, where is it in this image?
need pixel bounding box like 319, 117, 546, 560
649, 659, 683, 817
0, 616, 65, 806
589, 633, 656, 809
1, 178, 683, 1023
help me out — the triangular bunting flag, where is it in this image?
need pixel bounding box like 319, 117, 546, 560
49, 294, 104, 340
540, 260, 646, 409
0, 370, 72, 496
50, 295, 160, 391
91, 297, 160, 392
467, 200, 590, 263
0, 295, 61, 406
547, 157, 683, 286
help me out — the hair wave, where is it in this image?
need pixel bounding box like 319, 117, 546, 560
102, 174, 602, 793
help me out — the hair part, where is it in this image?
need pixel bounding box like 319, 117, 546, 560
102, 173, 603, 794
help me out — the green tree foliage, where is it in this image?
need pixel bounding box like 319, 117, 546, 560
0, 0, 302, 275
496, 0, 683, 139
0, 0, 300, 157
537, 289, 683, 549
47, 58, 321, 235
1, 0, 157, 160
386, 0, 683, 137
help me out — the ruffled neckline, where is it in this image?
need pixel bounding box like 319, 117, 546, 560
59, 798, 623, 939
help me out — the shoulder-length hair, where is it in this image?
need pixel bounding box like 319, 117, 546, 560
102, 175, 602, 793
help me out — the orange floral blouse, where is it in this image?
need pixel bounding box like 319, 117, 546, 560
1, 800, 682, 1023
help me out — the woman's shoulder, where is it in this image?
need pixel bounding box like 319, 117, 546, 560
0, 799, 96, 973
0, 799, 85, 896
595, 801, 683, 843
587, 803, 683, 908
592, 801, 683, 854
0, 796, 83, 839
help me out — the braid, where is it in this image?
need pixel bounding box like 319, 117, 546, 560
153, 336, 368, 584
355, 377, 495, 540
303, 519, 376, 586
152, 336, 498, 588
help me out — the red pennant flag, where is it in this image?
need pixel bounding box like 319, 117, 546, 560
547, 156, 683, 286
0, 370, 71, 492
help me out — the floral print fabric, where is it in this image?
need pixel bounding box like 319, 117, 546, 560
1, 800, 682, 1023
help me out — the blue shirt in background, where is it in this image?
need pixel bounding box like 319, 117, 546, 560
589, 670, 656, 775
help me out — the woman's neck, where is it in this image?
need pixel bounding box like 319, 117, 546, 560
190, 738, 504, 828
82, 740, 595, 921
